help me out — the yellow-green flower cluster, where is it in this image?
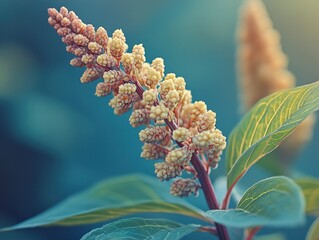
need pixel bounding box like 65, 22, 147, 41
48, 6, 227, 196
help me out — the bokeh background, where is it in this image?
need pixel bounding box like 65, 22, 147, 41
0, 0, 318, 239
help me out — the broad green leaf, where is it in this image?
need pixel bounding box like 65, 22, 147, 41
206, 176, 305, 228
257, 152, 286, 176
307, 218, 319, 240
226, 81, 319, 189
295, 178, 319, 216
81, 218, 199, 240
255, 233, 286, 240
3, 174, 207, 231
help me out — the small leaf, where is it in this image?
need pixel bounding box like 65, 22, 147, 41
255, 233, 286, 240
226, 81, 319, 189
295, 178, 319, 216
81, 218, 199, 240
206, 176, 305, 228
307, 218, 319, 240
3, 174, 207, 231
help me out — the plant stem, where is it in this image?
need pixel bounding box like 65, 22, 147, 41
245, 227, 261, 240
132, 79, 230, 240
199, 226, 217, 236
190, 154, 230, 240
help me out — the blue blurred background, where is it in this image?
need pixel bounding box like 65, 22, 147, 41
0, 0, 318, 239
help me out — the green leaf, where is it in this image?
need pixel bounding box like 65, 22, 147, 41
3, 174, 207, 231
307, 218, 319, 240
206, 176, 305, 228
81, 218, 199, 240
295, 178, 319, 216
226, 81, 319, 189
255, 233, 286, 240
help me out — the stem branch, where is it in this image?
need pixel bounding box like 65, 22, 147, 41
131, 79, 230, 240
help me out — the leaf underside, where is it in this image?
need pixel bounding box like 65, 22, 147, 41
3, 174, 207, 231
206, 176, 305, 228
295, 178, 319, 216
307, 218, 319, 240
226, 81, 319, 189
81, 218, 199, 240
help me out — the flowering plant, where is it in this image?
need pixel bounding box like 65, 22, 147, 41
3, 1, 319, 239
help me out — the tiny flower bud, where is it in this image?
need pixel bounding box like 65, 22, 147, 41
139, 126, 168, 143
192, 129, 226, 150
173, 77, 186, 99
88, 42, 103, 54
97, 54, 117, 68
151, 58, 165, 78
109, 38, 126, 60
121, 53, 134, 74
83, 24, 95, 42
112, 29, 126, 42
189, 101, 207, 128
81, 54, 96, 64
172, 127, 191, 142
197, 110, 216, 132
132, 44, 146, 70
95, 82, 111, 97
80, 67, 103, 83
145, 67, 161, 89
71, 19, 86, 34
165, 147, 192, 165
129, 109, 150, 127
142, 89, 157, 106
149, 104, 169, 121
141, 143, 168, 160
159, 79, 175, 98
154, 162, 183, 181
109, 92, 139, 115
73, 34, 89, 47
96, 27, 109, 49
163, 90, 180, 109
119, 83, 136, 94
103, 70, 124, 84
170, 178, 200, 197
70, 58, 85, 67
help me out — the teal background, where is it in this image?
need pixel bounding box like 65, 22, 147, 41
0, 0, 318, 239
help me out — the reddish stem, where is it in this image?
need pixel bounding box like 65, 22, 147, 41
245, 227, 261, 240
130, 78, 230, 240
199, 226, 218, 236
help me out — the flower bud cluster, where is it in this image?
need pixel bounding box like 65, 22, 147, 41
170, 178, 200, 197
141, 143, 168, 160
48, 7, 227, 197
165, 147, 192, 165
129, 109, 150, 128
172, 127, 191, 142
139, 126, 169, 143
154, 162, 183, 181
